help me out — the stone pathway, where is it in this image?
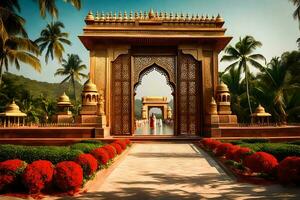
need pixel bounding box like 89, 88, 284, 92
68, 143, 300, 200
2, 143, 300, 200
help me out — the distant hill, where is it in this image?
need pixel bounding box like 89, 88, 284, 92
2, 72, 83, 101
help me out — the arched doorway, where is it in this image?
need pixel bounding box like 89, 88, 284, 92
134, 64, 174, 135
110, 52, 203, 136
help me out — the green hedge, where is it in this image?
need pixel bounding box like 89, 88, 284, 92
0, 144, 91, 164
286, 140, 300, 145
70, 143, 104, 153
239, 142, 300, 161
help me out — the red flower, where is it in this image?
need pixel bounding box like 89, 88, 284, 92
0, 174, 14, 191
114, 140, 127, 150
124, 139, 132, 146
22, 160, 54, 194
111, 143, 123, 155
233, 147, 253, 163
201, 138, 214, 148
225, 145, 240, 161
102, 145, 117, 160
278, 156, 300, 185
54, 161, 83, 193
75, 154, 98, 178
91, 147, 110, 165
0, 159, 26, 174
215, 143, 234, 157
0, 159, 27, 191
243, 152, 278, 174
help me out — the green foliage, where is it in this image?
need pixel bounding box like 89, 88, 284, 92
1, 72, 82, 100
135, 99, 142, 119
0, 144, 82, 164
287, 140, 300, 145
240, 139, 269, 144
79, 140, 104, 145
239, 142, 300, 161
70, 143, 103, 153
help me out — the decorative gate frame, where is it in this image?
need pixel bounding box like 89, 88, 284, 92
110, 51, 203, 136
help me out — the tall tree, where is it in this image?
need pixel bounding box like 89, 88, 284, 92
221, 36, 267, 114
55, 54, 87, 101
35, 0, 81, 19
0, 33, 41, 85
35, 21, 71, 63
254, 53, 300, 123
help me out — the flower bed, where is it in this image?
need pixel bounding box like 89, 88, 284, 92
199, 138, 300, 186
0, 139, 132, 197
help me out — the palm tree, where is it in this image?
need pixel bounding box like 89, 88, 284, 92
0, 0, 27, 37
35, 21, 71, 63
291, 0, 300, 23
55, 54, 87, 101
0, 33, 41, 85
254, 54, 300, 123
35, 0, 81, 19
221, 36, 267, 114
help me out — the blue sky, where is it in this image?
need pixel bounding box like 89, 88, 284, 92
11, 0, 299, 88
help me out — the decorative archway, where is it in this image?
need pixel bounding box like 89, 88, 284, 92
110, 52, 203, 136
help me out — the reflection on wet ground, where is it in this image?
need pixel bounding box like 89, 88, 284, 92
134, 121, 174, 135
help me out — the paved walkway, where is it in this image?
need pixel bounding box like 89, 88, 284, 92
2, 143, 300, 200
70, 143, 300, 200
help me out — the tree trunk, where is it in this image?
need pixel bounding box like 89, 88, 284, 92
0, 59, 3, 86
72, 76, 76, 102
245, 69, 253, 114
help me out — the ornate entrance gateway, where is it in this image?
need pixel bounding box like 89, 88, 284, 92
79, 10, 232, 136
141, 96, 170, 120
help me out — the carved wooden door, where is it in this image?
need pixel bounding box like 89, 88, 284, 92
111, 54, 131, 135
177, 53, 201, 135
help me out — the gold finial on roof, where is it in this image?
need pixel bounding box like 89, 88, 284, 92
205, 15, 209, 22
139, 11, 142, 18
100, 12, 105, 20
216, 14, 224, 23
191, 14, 195, 21
85, 10, 94, 21
185, 13, 189, 21
148, 8, 155, 19
94, 11, 99, 20
129, 11, 133, 20
159, 11, 163, 18
118, 11, 122, 20
124, 11, 127, 20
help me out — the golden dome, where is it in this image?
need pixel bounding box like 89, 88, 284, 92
6, 100, 20, 113
57, 92, 72, 107
83, 79, 98, 92
251, 104, 271, 117
216, 82, 229, 92
256, 104, 265, 113
0, 100, 27, 116
58, 92, 70, 102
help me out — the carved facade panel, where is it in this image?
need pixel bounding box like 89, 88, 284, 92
111, 54, 131, 135
178, 53, 201, 135
133, 56, 176, 85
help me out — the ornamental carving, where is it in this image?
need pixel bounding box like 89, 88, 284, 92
133, 56, 176, 85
